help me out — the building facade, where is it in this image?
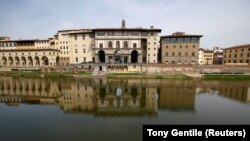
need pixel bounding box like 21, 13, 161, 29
202, 49, 213, 65
198, 48, 204, 65
0, 38, 59, 67
223, 44, 250, 65
53, 20, 161, 65
213, 47, 223, 65
160, 32, 203, 64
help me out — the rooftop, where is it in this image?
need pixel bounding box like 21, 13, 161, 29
161, 32, 203, 38
224, 44, 250, 50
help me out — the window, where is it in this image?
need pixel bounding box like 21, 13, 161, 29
141, 32, 148, 36
192, 52, 195, 56
82, 34, 85, 40
114, 32, 122, 36
107, 32, 113, 36
165, 52, 168, 56
180, 45, 182, 48
99, 43, 103, 48
124, 41, 128, 48
133, 43, 137, 48
108, 41, 112, 48
131, 32, 139, 36
193, 45, 195, 48
178, 52, 181, 56
116, 41, 120, 48
151, 32, 154, 36
235, 49, 237, 52
148, 48, 150, 50
166, 45, 168, 48
74, 35, 77, 40
121, 32, 127, 36
235, 54, 237, 58
242, 48, 244, 52
75, 49, 78, 53
173, 45, 176, 48
185, 45, 188, 48
76, 57, 78, 62
172, 52, 175, 57
97, 32, 105, 36
185, 52, 188, 56
83, 57, 86, 62
154, 48, 156, 50
191, 38, 197, 42
229, 54, 231, 58
241, 53, 243, 57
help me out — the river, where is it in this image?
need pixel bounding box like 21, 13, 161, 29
0, 76, 249, 141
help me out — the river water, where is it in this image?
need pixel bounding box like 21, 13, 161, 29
0, 76, 249, 141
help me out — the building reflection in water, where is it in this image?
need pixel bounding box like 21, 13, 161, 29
0, 77, 160, 116
5, 77, 250, 116
158, 80, 197, 111
196, 81, 250, 103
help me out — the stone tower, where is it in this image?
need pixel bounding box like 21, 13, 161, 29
121, 19, 126, 29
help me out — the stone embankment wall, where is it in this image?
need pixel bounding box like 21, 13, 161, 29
142, 64, 250, 74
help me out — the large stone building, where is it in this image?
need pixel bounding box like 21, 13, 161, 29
160, 32, 203, 64
223, 44, 250, 64
1, 21, 207, 68
0, 38, 59, 67
53, 20, 161, 65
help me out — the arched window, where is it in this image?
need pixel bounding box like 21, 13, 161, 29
124, 41, 128, 48
116, 41, 120, 48
108, 41, 112, 48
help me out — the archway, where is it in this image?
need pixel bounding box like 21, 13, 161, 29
114, 50, 122, 63
131, 87, 138, 104
2, 57, 7, 66
8, 57, 13, 66
41, 56, 49, 65
98, 50, 105, 63
28, 56, 33, 66
131, 50, 138, 63
34, 56, 40, 66
56, 56, 60, 65
21, 57, 26, 66
14, 57, 20, 66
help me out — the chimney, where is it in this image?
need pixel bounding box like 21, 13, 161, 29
150, 26, 154, 29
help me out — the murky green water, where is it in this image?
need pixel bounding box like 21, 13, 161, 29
0, 76, 249, 141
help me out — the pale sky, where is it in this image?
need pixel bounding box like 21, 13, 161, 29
0, 0, 249, 49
